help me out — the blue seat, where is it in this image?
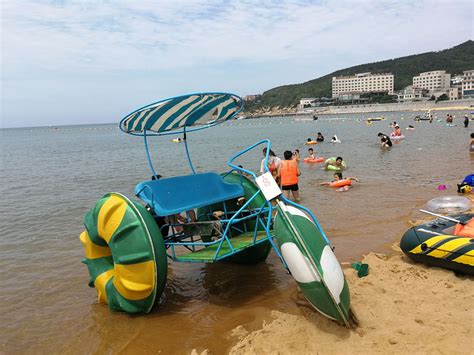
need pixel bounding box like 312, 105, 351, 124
135, 173, 244, 216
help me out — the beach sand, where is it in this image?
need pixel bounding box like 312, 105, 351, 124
228, 249, 473, 354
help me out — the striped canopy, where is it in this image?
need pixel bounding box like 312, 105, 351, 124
120, 93, 243, 135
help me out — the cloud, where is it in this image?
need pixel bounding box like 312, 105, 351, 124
1, 0, 472, 127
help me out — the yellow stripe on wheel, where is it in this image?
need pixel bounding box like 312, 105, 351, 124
114, 261, 156, 300
80, 231, 112, 259
98, 195, 127, 243
94, 269, 115, 304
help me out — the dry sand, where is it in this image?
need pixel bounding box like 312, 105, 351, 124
229, 250, 473, 355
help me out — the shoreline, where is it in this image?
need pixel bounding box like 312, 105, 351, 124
245, 98, 474, 118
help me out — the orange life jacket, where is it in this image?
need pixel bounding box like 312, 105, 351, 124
453, 218, 474, 238
280, 160, 298, 186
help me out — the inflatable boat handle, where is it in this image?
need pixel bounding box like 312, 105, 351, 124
419, 209, 466, 225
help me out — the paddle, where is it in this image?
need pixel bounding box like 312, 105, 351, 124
419, 209, 466, 225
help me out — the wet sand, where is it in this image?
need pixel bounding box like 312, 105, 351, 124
229, 249, 474, 355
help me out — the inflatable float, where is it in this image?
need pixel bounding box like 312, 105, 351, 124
329, 179, 352, 188
367, 117, 384, 122
426, 196, 472, 214
325, 157, 346, 171
400, 212, 474, 275
304, 157, 324, 163
306, 141, 317, 145
390, 133, 405, 140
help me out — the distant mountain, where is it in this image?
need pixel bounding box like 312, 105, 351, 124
246, 40, 474, 110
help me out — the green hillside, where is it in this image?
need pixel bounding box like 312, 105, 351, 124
246, 40, 474, 110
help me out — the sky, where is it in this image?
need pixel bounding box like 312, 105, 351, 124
1, 0, 473, 128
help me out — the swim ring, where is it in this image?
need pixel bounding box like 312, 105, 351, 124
329, 179, 352, 188
390, 133, 405, 140
172, 138, 183, 143
325, 158, 346, 171
426, 196, 472, 214
306, 141, 317, 145
304, 157, 324, 163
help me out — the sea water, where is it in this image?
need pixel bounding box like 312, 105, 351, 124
0, 111, 472, 353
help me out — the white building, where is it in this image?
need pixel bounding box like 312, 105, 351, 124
299, 98, 316, 107
451, 75, 463, 85
412, 70, 451, 92
332, 72, 394, 98
397, 85, 427, 102
462, 70, 474, 99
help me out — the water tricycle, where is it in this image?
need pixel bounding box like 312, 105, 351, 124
79, 93, 356, 327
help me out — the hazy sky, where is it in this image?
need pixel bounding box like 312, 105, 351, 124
1, 1, 472, 128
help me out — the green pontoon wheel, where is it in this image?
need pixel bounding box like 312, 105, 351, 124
79, 192, 167, 313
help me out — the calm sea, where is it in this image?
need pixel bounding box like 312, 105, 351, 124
1, 110, 472, 353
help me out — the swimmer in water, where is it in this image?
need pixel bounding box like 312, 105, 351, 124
320, 172, 359, 191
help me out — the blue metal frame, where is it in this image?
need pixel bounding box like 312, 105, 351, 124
125, 93, 330, 264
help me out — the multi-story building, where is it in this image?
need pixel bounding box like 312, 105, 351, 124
332, 72, 394, 98
243, 94, 261, 102
397, 85, 427, 102
448, 86, 462, 100
412, 70, 451, 92
462, 70, 474, 99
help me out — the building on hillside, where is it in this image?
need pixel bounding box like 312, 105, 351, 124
243, 94, 261, 102
451, 75, 463, 85
396, 85, 428, 102
412, 70, 451, 92
299, 98, 317, 107
448, 86, 462, 100
462, 70, 474, 99
332, 72, 394, 98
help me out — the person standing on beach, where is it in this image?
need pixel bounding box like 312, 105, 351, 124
464, 115, 469, 128
278, 150, 301, 202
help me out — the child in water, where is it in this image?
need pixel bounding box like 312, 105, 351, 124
293, 149, 301, 162
307, 147, 315, 159
320, 172, 359, 192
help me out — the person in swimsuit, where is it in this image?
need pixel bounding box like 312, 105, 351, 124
260, 148, 281, 182
278, 150, 301, 202
391, 125, 401, 137
316, 132, 325, 142
293, 149, 301, 162
378, 132, 392, 147
307, 148, 315, 159
324, 156, 346, 170
320, 172, 359, 191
